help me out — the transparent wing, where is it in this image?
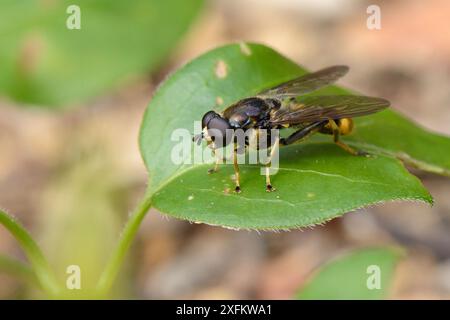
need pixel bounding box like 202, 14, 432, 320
269, 95, 390, 125
258, 65, 349, 99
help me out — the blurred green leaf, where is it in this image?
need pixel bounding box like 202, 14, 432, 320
138, 43, 447, 229
0, 209, 59, 295
0, 255, 39, 288
0, 0, 203, 107
296, 247, 403, 300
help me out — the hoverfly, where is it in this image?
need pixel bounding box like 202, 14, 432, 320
193, 66, 390, 193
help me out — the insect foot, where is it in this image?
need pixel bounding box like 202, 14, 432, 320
356, 150, 372, 157
207, 168, 218, 174
266, 184, 276, 192
234, 186, 242, 193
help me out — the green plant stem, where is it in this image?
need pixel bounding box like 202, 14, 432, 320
0, 255, 40, 288
96, 193, 153, 296
0, 210, 60, 296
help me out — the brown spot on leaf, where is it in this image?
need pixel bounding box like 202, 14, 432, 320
18, 32, 46, 76
239, 42, 252, 56
215, 60, 228, 79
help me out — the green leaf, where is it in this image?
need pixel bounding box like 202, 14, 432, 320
0, 0, 203, 107
139, 43, 448, 229
0, 255, 40, 288
310, 112, 450, 177
296, 247, 403, 300
151, 145, 431, 229
0, 209, 59, 295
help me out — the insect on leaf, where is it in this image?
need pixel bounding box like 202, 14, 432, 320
139, 43, 449, 230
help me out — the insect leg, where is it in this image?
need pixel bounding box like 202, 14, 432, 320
279, 120, 327, 145
208, 156, 220, 174
208, 144, 220, 174
329, 119, 369, 156
265, 135, 279, 192
233, 141, 241, 193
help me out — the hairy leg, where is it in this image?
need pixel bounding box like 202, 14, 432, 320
329, 119, 369, 156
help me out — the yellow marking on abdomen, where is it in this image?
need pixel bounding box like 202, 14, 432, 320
338, 118, 353, 135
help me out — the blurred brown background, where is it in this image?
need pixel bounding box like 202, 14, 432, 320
1, 0, 450, 299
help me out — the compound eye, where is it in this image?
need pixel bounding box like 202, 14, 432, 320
201, 110, 218, 129
207, 117, 233, 147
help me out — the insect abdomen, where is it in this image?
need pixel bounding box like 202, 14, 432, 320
319, 118, 354, 135
337, 118, 353, 135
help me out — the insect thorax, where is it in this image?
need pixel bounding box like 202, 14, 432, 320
223, 97, 279, 129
